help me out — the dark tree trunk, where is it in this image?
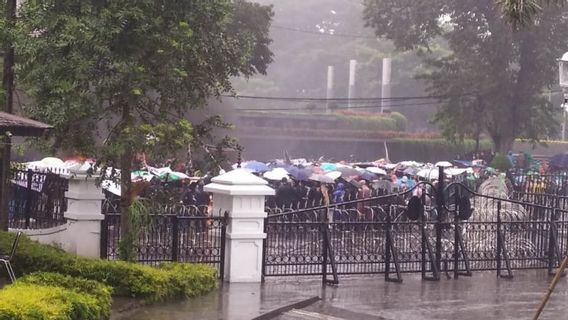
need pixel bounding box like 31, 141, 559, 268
119, 103, 133, 258
0, 0, 17, 231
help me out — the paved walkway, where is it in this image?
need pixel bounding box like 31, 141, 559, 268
121, 270, 568, 320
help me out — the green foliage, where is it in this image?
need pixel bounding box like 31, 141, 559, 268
13, 0, 272, 157
490, 153, 513, 172
118, 198, 151, 261
0, 232, 217, 302
336, 112, 408, 131
364, 0, 567, 153
0, 272, 112, 320
17, 272, 112, 319
0, 284, 102, 320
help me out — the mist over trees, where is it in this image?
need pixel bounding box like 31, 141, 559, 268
364, 0, 568, 153
231, 0, 441, 131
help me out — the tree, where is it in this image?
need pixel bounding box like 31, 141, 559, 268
364, 0, 568, 153
498, 0, 566, 26
13, 0, 273, 258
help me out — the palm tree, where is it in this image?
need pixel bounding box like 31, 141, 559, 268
500, 0, 564, 26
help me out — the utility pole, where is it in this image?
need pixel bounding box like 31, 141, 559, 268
348, 59, 357, 109
326, 66, 335, 114
381, 58, 392, 113
0, 0, 17, 231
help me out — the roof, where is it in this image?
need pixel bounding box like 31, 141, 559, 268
0, 111, 53, 137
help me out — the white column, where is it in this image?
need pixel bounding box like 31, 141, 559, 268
204, 169, 274, 283
381, 57, 392, 113
348, 59, 357, 109
326, 66, 335, 114
62, 174, 105, 258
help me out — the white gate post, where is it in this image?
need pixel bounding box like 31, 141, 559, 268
62, 173, 105, 258
204, 169, 274, 282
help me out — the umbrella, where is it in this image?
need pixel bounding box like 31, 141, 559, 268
132, 170, 155, 182
366, 167, 387, 175
320, 162, 338, 172
446, 168, 471, 176
263, 168, 289, 181
159, 171, 190, 181
359, 171, 378, 181
435, 161, 453, 168
243, 161, 269, 173
342, 177, 361, 188
325, 171, 342, 180
382, 163, 397, 170
550, 153, 568, 169
309, 174, 335, 184
453, 160, 473, 168
417, 168, 441, 180
399, 161, 422, 167
286, 166, 311, 181
336, 166, 360, 177
403, 167, 419, 176
352, 163, 376, 169
101, 180, 121, 196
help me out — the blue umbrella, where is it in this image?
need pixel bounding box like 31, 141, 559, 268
359, 171, 378, 181
320, 163, 337, 172
243, 161, 269, 173
286, 166, 311, 181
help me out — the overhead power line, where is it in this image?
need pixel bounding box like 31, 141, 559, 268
271, 24, 379, 40
235, 101, 441, 112
222, 93, 477, 102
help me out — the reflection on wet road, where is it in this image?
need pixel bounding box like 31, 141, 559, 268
119, 270, 568, 320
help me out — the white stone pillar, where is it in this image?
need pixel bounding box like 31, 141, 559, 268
204, 169, 274, 283
62, 174, 105, 258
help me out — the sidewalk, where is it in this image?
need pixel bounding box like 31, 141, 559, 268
121, 271, 568, 320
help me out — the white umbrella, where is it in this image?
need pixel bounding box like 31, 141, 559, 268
325, 171, 342, 180
309, 174, 335, 184
366, 167, 387, 175
263, 168, 289, 181
417, 168, 442, 180
382, 163, 398, 170
41, 157, 65, 166
399, 161, 423, 167
446, 168, 469, 176
435, 161, 453, 168
101, 180, 121, 196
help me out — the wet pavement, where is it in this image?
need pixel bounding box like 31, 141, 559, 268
118, 270, 568, 320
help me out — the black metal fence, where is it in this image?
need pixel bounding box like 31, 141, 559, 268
8, 169, 69, 229
101, 203, 227, 276
262, 182, 567, 283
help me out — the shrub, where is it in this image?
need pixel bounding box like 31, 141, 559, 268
0, 232, 217, 302
0, 277, 109, 320
19, 272, 112, 315
389, 112, 408, 131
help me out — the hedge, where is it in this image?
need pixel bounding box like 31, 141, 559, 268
0, 272, 111, 320
0, 232, 217, 302
336, 112, 408, 132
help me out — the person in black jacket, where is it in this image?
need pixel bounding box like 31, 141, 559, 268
276, 178, 295, 208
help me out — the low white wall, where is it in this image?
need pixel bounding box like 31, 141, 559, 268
10, 223, 75, 253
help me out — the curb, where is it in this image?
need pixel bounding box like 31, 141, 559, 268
251, 296, 321, 320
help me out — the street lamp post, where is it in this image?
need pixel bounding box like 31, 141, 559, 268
558, 52, 568, 140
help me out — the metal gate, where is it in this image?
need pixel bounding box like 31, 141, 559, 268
262, 181, 567, 283
101, 202, 227, 278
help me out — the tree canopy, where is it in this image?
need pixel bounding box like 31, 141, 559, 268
14, 0, 273, 156
8, 0, 273, 257
364, 0, 568, 153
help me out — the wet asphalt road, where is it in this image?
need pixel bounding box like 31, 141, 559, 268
118, 270, 568, 320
